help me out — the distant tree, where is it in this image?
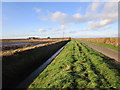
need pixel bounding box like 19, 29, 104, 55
47, 37, 50, 39
28, 37, 39, 39
69, 37, 71, 40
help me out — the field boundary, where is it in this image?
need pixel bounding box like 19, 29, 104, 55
78, 40, 120, 62
2, 40, 68, 56
78, 37, 119, 46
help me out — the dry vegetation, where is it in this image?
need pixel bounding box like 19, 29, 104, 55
2, 38, 70, 42
78, 37, 120, 47
2, 42, 49, 51
2, 38, 70, 56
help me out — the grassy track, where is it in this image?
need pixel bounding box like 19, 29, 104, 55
85, 41, 120, 51
29, 40, 120, 88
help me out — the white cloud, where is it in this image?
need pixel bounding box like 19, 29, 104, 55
102, 2, 118, 13
53, 25, 68, 31
38, 2, 118, 31
88, 19, 115, 30
91, 2, 101, 12
36, 25, 68, 33
37, 28, 47, 32
59, 25, 68, 30
42, 11, 88, 23
34, 8, 41, 13
50, 11, 68, 23
87, 2, 118, 30
72, 13, 88, 23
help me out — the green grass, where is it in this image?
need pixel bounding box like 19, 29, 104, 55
87, 41, 120, 51
29, 40, 120, 88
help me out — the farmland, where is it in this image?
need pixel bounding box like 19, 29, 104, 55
86, 41, 120, 51
2, 38, 70, 56
1, 38, 70, 52
29, 40, 120, 88
78, 37, 120, 47
1, 38, 70, 42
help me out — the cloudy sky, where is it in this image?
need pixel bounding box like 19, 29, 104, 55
2, 2, 118, 39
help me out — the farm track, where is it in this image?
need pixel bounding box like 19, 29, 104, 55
29, 40, 120, 88
79, 40, 120, 62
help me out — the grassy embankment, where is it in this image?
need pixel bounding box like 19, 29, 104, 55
78, 38, 120, 46
78, 38, 120, 51
3, 40, 69, 88
87, 41, 120, 51
29, 40, 120, 88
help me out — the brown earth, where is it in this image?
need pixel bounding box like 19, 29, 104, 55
2, 38, 71, 56
2, 41, 51, 51
1, 38, 70, 42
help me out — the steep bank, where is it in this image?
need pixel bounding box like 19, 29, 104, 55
2, 40, 70, 88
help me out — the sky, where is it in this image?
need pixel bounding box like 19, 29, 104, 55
2, 2, 119, 39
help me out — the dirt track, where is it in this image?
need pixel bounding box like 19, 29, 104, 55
79, 40, 120, 62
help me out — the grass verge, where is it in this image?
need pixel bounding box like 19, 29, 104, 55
86, 41, 120, 51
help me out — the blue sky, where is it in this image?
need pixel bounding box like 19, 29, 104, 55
2, 2, 118, 39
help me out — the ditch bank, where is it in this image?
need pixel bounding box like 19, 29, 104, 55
2, 40, 70, 88
17, 41, 69, 88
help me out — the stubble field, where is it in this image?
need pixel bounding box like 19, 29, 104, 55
78, 37, 120, 46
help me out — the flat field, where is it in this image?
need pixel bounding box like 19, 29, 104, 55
1, 38, 70, 42
2, 38, 70, 56
86, 41, 120, 51
78, 37, 120, 47
29, 40, 120, 88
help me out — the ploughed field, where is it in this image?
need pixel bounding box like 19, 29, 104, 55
2, 41, 49, 51
29, 40, 120, 88
1, 38, 70, 51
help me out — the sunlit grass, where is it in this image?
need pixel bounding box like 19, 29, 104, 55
29, 40, 120, 88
